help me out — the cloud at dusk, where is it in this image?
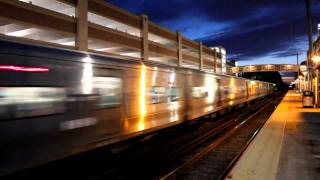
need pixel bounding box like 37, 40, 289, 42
108, 0, 320, 65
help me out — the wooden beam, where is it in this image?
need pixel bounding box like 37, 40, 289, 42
0, 1, 75, 35
57, 0, 141, 28
88, 0, 140, 28
177, 31, 182, 66
141, 14, 149, 61
149, 42, 176, 58
89, 23, 179, 59
56, 0, 76, 6
75, 0, 88, 51
88, 23, 141, 50
56, 0, 217, 56
182, 37, 198, 49
149, 22, 176, 42
203, 47, 213, 55
182, 53, 200, 64
199, 42, 203, 70
203, 59, 214, 67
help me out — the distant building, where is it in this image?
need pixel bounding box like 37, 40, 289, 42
226, 59, 236, 75
210, 46, 227, 74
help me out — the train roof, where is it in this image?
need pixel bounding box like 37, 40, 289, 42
0, 39, 273, 85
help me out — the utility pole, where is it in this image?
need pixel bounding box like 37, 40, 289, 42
297, 52, 300, 79
305, 0, 313, 91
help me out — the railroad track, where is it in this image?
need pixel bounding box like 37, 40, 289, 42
100, 94, 282, 179
160, 93, 284, 180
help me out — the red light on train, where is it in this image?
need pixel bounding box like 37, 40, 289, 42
0, 65, 49, 72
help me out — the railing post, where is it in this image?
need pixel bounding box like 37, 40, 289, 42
75, 0, 88, 51
141, 14, 149, 62
177, 31, 182, 67
199, 41, 203, 70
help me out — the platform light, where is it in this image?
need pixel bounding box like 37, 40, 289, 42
312, 55, 320, 63
60, 41, 75, 46
170, 113, 179, 122
5, 28, 35, 37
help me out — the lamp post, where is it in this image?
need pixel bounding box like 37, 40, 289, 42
305, 0, 313, 91
312, 54, 320, 106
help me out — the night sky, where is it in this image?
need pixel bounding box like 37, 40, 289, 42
108, 0, 320, 66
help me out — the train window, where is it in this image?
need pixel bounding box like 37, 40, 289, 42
150, 87, 180, 104
169, 87, 180, 102
192, 87, 208, 98
93, 77, 122, 108
0, 87, 66, 119
150, 87, 168, 104
223, 87, 230, 95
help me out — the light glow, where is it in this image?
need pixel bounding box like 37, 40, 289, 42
139, 64, 146, 116
312, 55, 320, 63
169, 71, 176, 85
205, 75, 216, 104
169, 101, 179, 111
0, 65, 49, 72
60, 41, 75, 46
5, 28, 35, 37
81, 57, 93, 94
138, 64, 147, 130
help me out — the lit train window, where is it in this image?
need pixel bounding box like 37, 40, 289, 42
169, 87, 180, 102
150, 87, 168, 104
0, 87, 66, 119
93, 77, 122, 108
191, 87, 208, 98
150, 87, 180, 104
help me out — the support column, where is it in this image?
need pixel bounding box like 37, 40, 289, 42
316, 69, 319, 106
177, 31, 182, 67
75, 0, 88, 51
141, 14, 149, 62
214, 50, 217, 73
199, 42, 203, 70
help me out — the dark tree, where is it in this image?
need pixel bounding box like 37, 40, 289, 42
238, 71, 288, 91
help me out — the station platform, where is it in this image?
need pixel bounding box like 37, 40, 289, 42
228, 90, 320, 180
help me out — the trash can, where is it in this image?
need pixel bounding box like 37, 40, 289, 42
302, 91, 314, 107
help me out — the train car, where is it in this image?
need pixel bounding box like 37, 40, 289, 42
0, 40, 274, 175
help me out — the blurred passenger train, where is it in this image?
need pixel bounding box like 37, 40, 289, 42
0, 40, 274, 175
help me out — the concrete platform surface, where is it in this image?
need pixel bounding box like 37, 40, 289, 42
228, 91, 320, 180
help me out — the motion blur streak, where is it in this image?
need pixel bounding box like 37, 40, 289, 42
138, 64, 147, 130
0, 65, 49, 72
81, 60, 93, 94
205, 75, 215, 104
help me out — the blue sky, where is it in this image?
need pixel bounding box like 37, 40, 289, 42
108, 0, 320, 66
